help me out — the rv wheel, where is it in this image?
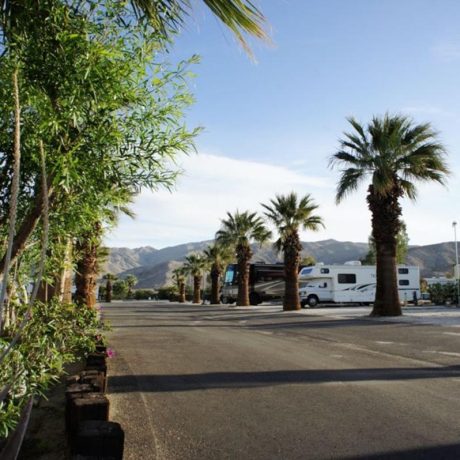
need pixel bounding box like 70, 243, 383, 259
307, 295, 319, 308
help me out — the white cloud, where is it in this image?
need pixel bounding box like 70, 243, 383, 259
105, 152, 458, 249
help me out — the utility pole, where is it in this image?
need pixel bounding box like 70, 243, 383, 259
453, 221, 459, 307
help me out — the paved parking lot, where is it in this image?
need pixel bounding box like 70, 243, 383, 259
106, 301, 460, 459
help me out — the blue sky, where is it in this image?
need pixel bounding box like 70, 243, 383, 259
107, 0, 460, 249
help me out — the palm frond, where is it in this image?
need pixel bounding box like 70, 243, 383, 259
335, 168, 366, 203
130, 0, 269, 54
262, 192, 323, 253
332, 113, 450, 203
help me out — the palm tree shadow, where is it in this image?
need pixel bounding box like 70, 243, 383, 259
345, 443, 460, 460
108, 365, 460, 393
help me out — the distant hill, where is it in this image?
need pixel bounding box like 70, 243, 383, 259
102, 239, 459, 289
104, 246, 158, 274
406, 243, 456, 278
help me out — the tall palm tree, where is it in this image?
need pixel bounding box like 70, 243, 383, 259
262, 192, 323, 311
125, 274, 138, 298
204, 243, 232, 304
74, 189, 136, 307
183, 253, 207, 304
103, 273, 117, 303
330, 114, 449, 316
216, 211, 271, 306
172, 266, 186, 303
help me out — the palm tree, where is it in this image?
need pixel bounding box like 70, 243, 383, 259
125, 274, 138, 298
204, 243, 232, 304
172, 267, 186, 303
103, 273, 117, 303
183, 254, 207, 304
216, 211, 271, 306
74, 188, 136, 307
330, 114, 449, 316
262, 192, 323, 311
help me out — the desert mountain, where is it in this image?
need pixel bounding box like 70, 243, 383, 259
103, 239, 457, 289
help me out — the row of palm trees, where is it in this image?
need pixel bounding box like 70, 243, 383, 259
174, 114, 450, 317
173, 192, 324, 311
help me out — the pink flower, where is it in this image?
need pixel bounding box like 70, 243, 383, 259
107, 347, 116, 359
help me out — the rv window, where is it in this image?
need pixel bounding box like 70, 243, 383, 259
224, 266, 236, 284
399, 279, 410, 286
320, 268, 330, 274
301, 268, 313, 276
338, 274, 356, 284
398, 268, 409, 274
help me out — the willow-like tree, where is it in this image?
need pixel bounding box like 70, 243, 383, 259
204, 243, 232, 304
262, 192, 323, 311
1, 0, 268, 56
216, 211, 271, 306
183, 254, 207, 304
331, 114, 449, 316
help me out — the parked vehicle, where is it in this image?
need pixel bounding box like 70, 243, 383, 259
221, 263, 287, 305
298, 262, 420, 307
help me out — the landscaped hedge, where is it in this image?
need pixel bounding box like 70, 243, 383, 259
0, 299, 104, 439
428, 283, 459, 305
133, 289, 157, 300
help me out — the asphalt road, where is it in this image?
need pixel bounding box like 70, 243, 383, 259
104, 302, 460, 460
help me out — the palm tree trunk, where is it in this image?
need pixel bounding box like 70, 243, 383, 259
193, 275, 202, 303
75, 237, 98, 308
368, 186, 402, 316
210, 266, 221, 304
105, 280, 112, 303
283, 234, 301, 311
179, 281, 186, 303
373, 244, 401, 316
237, 244, 251, 306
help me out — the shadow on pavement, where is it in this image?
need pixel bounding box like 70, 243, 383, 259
344, 443, 460, 460
110, 317, 404, 330
108, 365, 460, 393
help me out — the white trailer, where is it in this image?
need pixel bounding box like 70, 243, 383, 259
298, 263, 420, 307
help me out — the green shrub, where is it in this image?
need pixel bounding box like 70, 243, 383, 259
157, 286, 177, 300
427, 283, 459, 305
112, 280, 128, 299
0, 299, 104, 439
133, 289, 156, 300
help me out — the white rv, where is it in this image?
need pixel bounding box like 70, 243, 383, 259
298, 262, 420, 307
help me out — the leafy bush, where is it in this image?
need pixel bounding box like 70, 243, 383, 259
133, 289, 156, 300
157, 286, 177, 300
112, 280, 128, 299
0, 299, 104, 438
428, 283, 459, 305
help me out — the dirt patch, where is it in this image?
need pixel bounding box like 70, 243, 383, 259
18, 362, 84, 460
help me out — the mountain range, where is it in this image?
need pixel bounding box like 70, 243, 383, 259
103, 239, 457, 289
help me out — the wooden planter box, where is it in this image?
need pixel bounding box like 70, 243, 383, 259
72, 420, 124, 459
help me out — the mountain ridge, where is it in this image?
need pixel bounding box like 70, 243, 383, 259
103, 239, 457, 289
